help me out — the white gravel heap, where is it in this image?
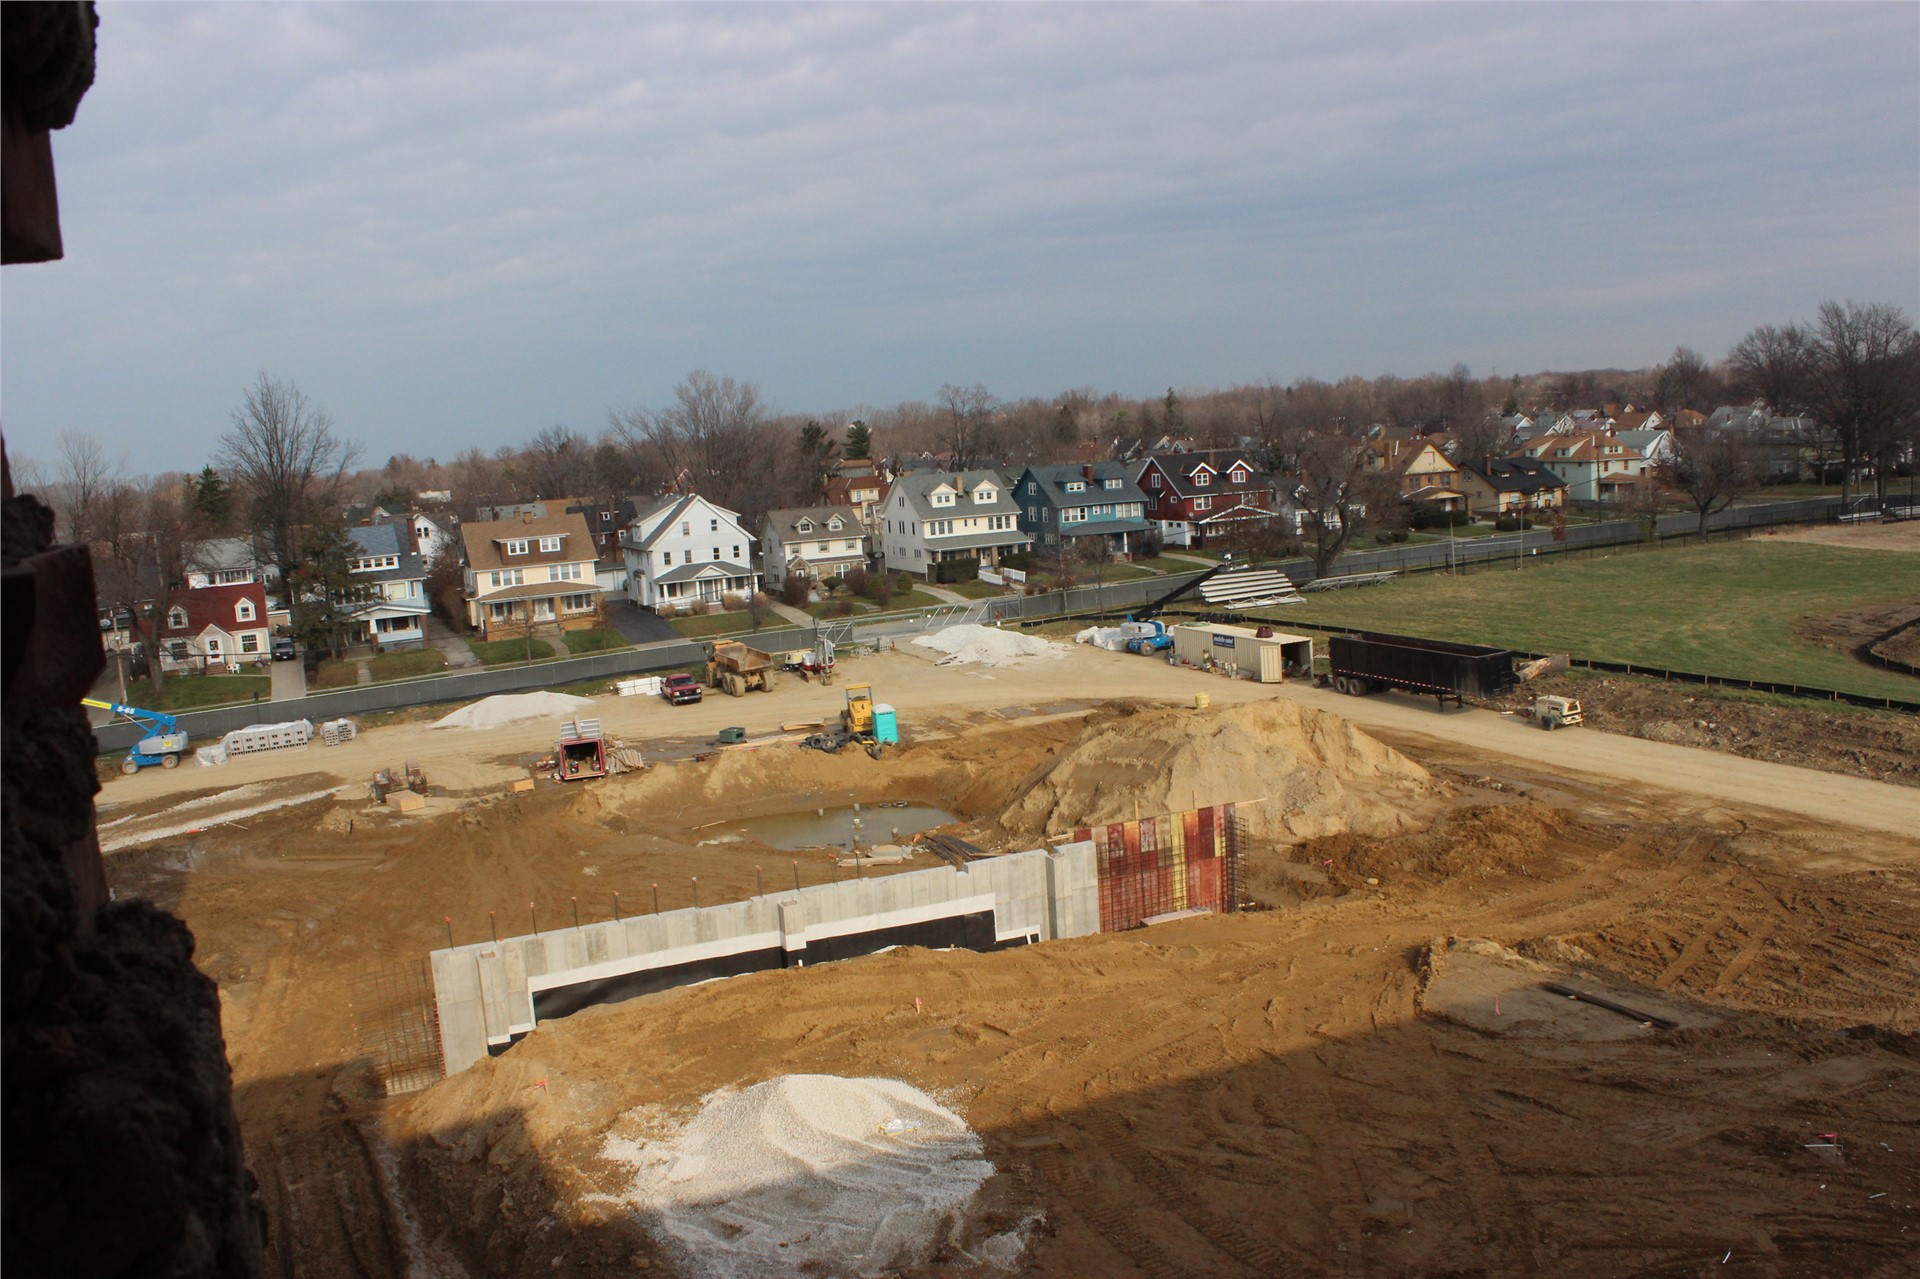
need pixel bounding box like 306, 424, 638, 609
913, 623, 1065, 668
429, 691, 592, 730
604, 1074, 996, 1279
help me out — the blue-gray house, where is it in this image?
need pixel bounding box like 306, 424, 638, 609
1014, 463, 1153, 557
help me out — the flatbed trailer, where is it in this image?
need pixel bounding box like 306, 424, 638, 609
1327, 632, 1517, 709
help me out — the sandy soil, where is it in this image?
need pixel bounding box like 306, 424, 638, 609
93, 642, 1920, 1279
1753, 520, 1920, 553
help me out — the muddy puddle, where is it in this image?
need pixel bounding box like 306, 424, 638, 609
718, 803, 957, 850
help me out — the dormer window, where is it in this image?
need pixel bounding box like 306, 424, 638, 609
1065, 480, 1085, 493
973, 486, 995, 503
1103, 478, 1121, 490
1192, 471, 1211, 486
933, 490, 954, 507
827, 516, 843, 531
506, 538, 529, 555
235, 598, 255, 623
168, 607, 188, 630
1230, 469, 1248, 484
796, 519, 814, 534
538, 535, 562, 553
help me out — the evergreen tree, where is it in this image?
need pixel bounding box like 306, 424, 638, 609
843, 419, 872, 460
289, 519, 370, 659
1164, 387, 1185, 432
187, 464, 234, 529
796, 419, 840, 500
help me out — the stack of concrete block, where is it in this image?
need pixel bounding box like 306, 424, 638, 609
221, 720, 313, 756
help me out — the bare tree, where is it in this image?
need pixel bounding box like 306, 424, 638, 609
1653, 346, 1724, 414
217, 373, 360, 587
1802, 301, 1920, 508
92, 476, 213, 689
1726, 324, 1814, 414
519, 424, 595, 499
610, 370, 774, 516
51, 429, 123, 544
1664, 425, 1760, 534
937, 382, 998, 469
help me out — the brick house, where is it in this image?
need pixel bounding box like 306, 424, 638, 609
1132, 450, 1285, 547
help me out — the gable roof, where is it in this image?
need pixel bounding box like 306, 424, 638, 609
1137, 451, 1274, 499
461, 513, 596, 573
626, 493, 748, 552
766, 506, 866, 541
1458, 457, 1568, 495
159, 582, 269, 638
891, 469, 1023, 521
1019, 461, 1149, 509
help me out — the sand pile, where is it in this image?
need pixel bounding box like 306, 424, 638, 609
602, 1074, 1007, 1278
913, 624, 1064, 667
995, 700, 1432, 841
430, 691, 592, 730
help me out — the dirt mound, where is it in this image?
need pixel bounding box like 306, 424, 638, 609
1277, 803, 1567, 895
431, 691, 593, 730
993, 699, 1433, 841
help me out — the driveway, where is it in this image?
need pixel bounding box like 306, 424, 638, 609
604, 598, 681, 645
269, 657, 307, 701
423, 614, 480, 669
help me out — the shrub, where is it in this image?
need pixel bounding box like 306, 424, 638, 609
845, 567, 870, 598
826, 599, 855, 618
720, 592, 748, 612
1493, 513, 1534, 532
1001, 550, 1037, 572
871, 574, 895, 605
822, 574, 846, 594
1408, 501, 1473, 531
780, 575, 811, 608
932, 556, 981, 584
1134, 529, 1164, 559
683, 599, 710, 616
1373, 528, 1410, 545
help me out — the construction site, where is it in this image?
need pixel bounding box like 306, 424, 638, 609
79, 583, 1920, 1279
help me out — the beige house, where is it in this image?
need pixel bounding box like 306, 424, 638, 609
1373, 437, 1467, 512
461, 513, 603, 639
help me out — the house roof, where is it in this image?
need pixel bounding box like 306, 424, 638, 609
824, 473, 888, 506
765, 506, 865, 541
470, 580, 606, 603
1137, 451, 1274, 499
892, 469, 1023, 521
159, 582, 269, 638
462, 513, 596, 572
655, 560, 755, 585
1458, 457, 1567, 495
348, 523, 428, 583
1020, 462, 1150, 509
1611, 428, 1671, 456
626, 493, 748, 552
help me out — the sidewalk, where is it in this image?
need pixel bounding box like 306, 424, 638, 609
918, 583, 968, 604
769, 600, 816, 628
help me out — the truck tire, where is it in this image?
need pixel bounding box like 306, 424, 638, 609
161, 753, 180, 769
1332, 675, 1349, 695
1346, 678, 1368, 696
121, 757, 140, 775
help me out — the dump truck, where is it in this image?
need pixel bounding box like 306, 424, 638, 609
706, 640, 776, 697
1327, 632, 1517, 709
556, 718, 608, 780
83, 698, 189, 773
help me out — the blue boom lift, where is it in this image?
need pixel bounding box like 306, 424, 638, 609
82, 698, 190, 774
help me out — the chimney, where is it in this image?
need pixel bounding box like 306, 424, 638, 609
1082, 463, 1094, 482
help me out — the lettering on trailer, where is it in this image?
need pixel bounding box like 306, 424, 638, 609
1213, 634, 1236, 648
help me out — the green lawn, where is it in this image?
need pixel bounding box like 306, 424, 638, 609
1235, 540, 1920, 700
560, 627, 629, 654
368, 648, 448, 680
123, 673, 270, 711
466, 635, 557, 665
1405, 522, 1509, 544
866, 589, 948, 614
669, 611, 758, 638
309, 659, 359, 690
946, 578, 1010, 599
807, 598, 871, 618
1130, 555, 1210, 574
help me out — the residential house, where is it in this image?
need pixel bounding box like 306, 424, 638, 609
402, 511, 457, 567
344, 523, 430, 650
881, 470, 1031, 578
186, 536, 278, 594
1524, 432, 1648, 504
824, 467, 890, 536
762, 506, 869, 585
461, 512, 604, 639
565, 497, 638, 595
1370, 438, 1467, 513
1014, 462, 1153, 557
1612, 428, 1676, 469
1454, 458, 1568, 518
620, 494, 760, 611
473, 498, 587, 523
155, 581, 272, 673
1133, 450, 1285, 547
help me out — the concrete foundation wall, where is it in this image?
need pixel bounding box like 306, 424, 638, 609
431, 841, 1098, 1076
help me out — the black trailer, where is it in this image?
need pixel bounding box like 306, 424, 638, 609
1327, 632, 1517, 709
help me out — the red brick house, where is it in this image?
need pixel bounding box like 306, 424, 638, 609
1132, 451, 1287, 547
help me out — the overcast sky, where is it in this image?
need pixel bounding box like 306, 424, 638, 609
4, 2, 1916, 476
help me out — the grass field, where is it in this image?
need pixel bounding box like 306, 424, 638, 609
369, 648, 449, 680
466, 635, 557, 664
945, 579, 1009, 599
1234, 539, 1920, 700
309, 660, 358, 690
124, 673, 271, 710
669, 611, 757, 638
559, 627, 629, 654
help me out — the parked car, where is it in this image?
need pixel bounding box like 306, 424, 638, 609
271, 636, 298, 662
663, 672, 703, 704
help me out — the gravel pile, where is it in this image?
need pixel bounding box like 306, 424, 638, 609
429, 691, 592, 730
604, 1074, 997, 1278
913, 624, 1065, 668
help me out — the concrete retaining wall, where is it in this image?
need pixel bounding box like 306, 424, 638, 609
430, 841, 1098, 1075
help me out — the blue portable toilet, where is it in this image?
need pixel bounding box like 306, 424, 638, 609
871, 703, 899, 745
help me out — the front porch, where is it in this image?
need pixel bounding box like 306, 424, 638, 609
474, 590, 603, 640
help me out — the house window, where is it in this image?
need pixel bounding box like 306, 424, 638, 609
235, 599, 255, 623
731, 545, 740, 559
1193, 496, 1212, 511
168, 640, 189, 661
1065, 480, 1085, 493
489, 569, 525, 588
1103, 478, 1121, 490
682, 521, 691, 535
710, 518, 719, 531
827, 517, 842, 531
1149, 473, 1161, 488
933, 491, 954, 506
241, 633, 260, 653
661, 550, 673, 567
206, 638, 222, 656
1026, 481, 1037, 494
816, 542, 831, 554
506, 539, 529, 555
562, 593, 594, 613
1193, 472, 1211, 486
844, 540, 857, 550
1230, 469, 1247, 484
539, 535, 562, 552
550, 563, 582, 582
712, 547, 721, 561
489, 602, 514, 622
797, 520, 813, 534
602, 512, 612, 523
168, 607, 188, 630
974, 487, 995, 503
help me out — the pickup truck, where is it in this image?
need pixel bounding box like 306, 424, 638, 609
663, 672, 704, 705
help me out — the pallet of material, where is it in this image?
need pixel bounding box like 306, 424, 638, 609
223, 720, 315, 755
385, 789, 426, 813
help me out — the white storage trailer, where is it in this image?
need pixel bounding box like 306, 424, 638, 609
1169, 623, 1314, 683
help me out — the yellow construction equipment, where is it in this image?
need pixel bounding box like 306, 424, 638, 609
706, 640, 775, 697
841, 683, 875, 735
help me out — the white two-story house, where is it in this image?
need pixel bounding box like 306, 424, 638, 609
461, 513, 604, 639
621, 494, 761, 612
762, 506, 869, 586
345, 522, 431, 649
881, 470, 1032, 579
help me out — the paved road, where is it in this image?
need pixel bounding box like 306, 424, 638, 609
604, 599, 681, 645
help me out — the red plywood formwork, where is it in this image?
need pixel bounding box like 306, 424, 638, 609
1081, 802, 1245, 932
